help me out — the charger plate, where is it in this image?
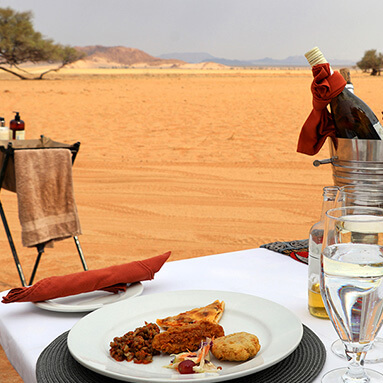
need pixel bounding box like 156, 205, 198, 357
36, 324, 325, 383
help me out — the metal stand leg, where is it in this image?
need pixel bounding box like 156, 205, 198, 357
28, 244, 45, 286
0, 142, 28, 286
74, 236, 88, 271
0, 201, 27, 287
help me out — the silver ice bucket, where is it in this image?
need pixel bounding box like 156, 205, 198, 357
313, 138, 383, 187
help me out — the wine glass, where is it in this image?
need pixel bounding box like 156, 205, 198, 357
332, 185, 383, 364
336, 185, 383, 209
320, 206, 383, 382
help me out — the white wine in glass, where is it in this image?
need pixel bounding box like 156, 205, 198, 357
321, 206, 383, 382
331, 185, 383, 364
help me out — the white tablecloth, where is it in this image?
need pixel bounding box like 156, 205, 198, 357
1, 247, 382, 383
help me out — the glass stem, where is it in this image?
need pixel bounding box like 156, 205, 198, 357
343, 347, 369, 382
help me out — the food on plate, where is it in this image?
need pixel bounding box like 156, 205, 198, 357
152, 320, 225, 354
165, 338, 222, 374
156, 300, 225, 329
109, 322, 160, 364
211, 332, 261, 362
108, 300, 261, 372
178, 360, 196, 374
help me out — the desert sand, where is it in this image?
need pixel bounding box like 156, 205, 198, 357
1, 67, 382, 382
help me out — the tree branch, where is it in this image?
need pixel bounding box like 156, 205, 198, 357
37, 62, 66, 79
0, 62, 70, 80
0, 65, 30, 79
12, 64, 33, 75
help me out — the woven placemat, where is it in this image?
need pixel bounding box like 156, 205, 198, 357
260, 239, 309, 264
36, 324, 325, 383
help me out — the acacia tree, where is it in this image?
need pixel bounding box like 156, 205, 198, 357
0, 7, 84, 79
357, 49, 383, 76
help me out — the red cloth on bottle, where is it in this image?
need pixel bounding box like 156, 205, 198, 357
297, 63, 346, 155
1, 251, 171, 303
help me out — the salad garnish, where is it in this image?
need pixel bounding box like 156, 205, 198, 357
164, 338, 222, 374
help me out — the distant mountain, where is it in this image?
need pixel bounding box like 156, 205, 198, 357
250, 56, 308, 66
159, 52, 217, 63
71, 46, 356, 69
74, 45, 185, 67
159, 52, 253, 66
203, 57, 259, 67
159, 52, 356, 67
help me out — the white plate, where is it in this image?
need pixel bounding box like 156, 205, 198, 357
34, 282, 143, 313
68, 290, 303, 382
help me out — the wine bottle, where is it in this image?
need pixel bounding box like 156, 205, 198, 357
339, 68, 354, 94
305, 47, 383, 140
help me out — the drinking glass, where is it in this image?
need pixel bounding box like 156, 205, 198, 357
321, 206, 383, 382
336, 185, 383, 209
332, 185, 383, 364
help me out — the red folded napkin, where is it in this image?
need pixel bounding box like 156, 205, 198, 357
297, 63, 346, 155
2, 251, 171, 303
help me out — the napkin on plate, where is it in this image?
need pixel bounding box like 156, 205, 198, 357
297, 63, 346, 156
2, 251, 171, 303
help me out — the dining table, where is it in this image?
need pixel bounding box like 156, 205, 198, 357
1, 246, 383, 383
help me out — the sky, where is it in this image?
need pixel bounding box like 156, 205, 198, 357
0, 0, 382, 62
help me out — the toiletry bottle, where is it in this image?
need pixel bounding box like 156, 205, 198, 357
0, 117, 9, 140
10, 112, 25, 140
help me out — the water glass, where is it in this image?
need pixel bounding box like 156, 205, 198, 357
321, 206, 383, 382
